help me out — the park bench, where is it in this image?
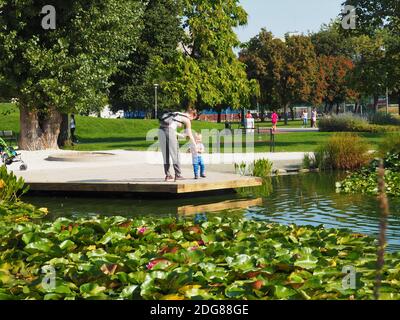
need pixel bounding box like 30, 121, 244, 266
0, 130, 18, 146
256, 127, 298, 153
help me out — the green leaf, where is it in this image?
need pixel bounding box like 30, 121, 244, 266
294, 255, 318, 270
120, 285, 138, 299
59, 240, 76, 251
274, 285, 297, 299
25, 239, 54, 253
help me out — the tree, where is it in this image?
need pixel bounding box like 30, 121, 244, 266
155, 0, 259, 121
0, 0, 144, 150
315, 55, 356, 113
109, 0, 184, 115
240, 31, 318, 124
239, 29, 286, 117
277, 35, 318, 124
384, 30, 400, 114
310, 22, 352, 57
348, 32, 390, 112
343, 0, 399, 34
343, 0, 400, 113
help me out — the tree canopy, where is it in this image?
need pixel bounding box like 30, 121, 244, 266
109, 0, 184, 114
240, 31, 317, 123
155, 0, 259, 114
0, 0, 144, 149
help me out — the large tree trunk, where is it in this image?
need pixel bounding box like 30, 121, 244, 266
260, 110, 265, 122
329, 102, 334, 114
283, 103, 290, 125
398, 92, 400, 116
373, 95, 379, 113
289, 107, 295, 121
19, 105, 62, 150
354, 101, 359, 114
57, 113, 69, 147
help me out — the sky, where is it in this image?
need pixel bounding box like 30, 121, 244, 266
236, 0, 345, 42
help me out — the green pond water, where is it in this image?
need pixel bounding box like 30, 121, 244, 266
25, 173, 400, 252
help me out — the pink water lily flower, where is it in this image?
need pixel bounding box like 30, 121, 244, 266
146, 258, 169, 270
146, 261, 157, 270
138, 227, 148, 234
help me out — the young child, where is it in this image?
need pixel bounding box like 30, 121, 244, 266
190, 133, 206, 179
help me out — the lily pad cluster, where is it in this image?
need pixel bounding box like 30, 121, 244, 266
1, 211, 400, 300
337, 153, 400, 196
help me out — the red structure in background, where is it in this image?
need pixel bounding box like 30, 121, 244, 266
198, 108, 242, 122
198, 113, 241, 122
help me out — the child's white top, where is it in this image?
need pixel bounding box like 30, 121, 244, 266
190, 142, 204, 160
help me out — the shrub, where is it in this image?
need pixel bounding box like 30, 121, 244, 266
253, 159, 273, 178
234, 162, 254, 176
319, 113, 400, 133
234, 159, 273, 178
316, 133, 371, 170
318, 113, 370, 132
378, 132, 400, 156
0, 165, 29, 203
368, 112, 400, 126
302, 153, 318, 170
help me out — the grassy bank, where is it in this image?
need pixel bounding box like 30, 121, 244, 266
0, 103, 387, 152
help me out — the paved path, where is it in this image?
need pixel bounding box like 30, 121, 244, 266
10, 150, 265, 194
11, 150, 307, 174
7, 150, 307, 194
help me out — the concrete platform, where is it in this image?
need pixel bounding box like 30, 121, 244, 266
12, 150, 263, 195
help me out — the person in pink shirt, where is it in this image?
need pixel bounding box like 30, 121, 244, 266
271, 111, 279, 132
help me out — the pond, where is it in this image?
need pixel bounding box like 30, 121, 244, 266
25, 173, 400, 252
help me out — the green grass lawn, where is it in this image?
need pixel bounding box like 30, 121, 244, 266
0, 103, 387, 152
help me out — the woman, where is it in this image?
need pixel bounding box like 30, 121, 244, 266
271, 111, 279, 132
158, 108, 197, 181
302, 110, 308, 128
311, 108, 318, 128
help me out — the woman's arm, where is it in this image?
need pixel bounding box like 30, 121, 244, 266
183, 118, 197, 146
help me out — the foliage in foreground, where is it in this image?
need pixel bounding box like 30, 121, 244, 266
0, 165, 29, 203
337, 152, 400, 196
1, 211, 400, 300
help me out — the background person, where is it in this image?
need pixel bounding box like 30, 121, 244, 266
302, 109, 308, 128
70, 114, 77, 143
271, 111, 279, 132
311, 108, 318, 128
158, 108, 197, 182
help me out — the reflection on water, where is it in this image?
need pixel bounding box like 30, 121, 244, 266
246, 174, 400, 252
25, 173, 400, 252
